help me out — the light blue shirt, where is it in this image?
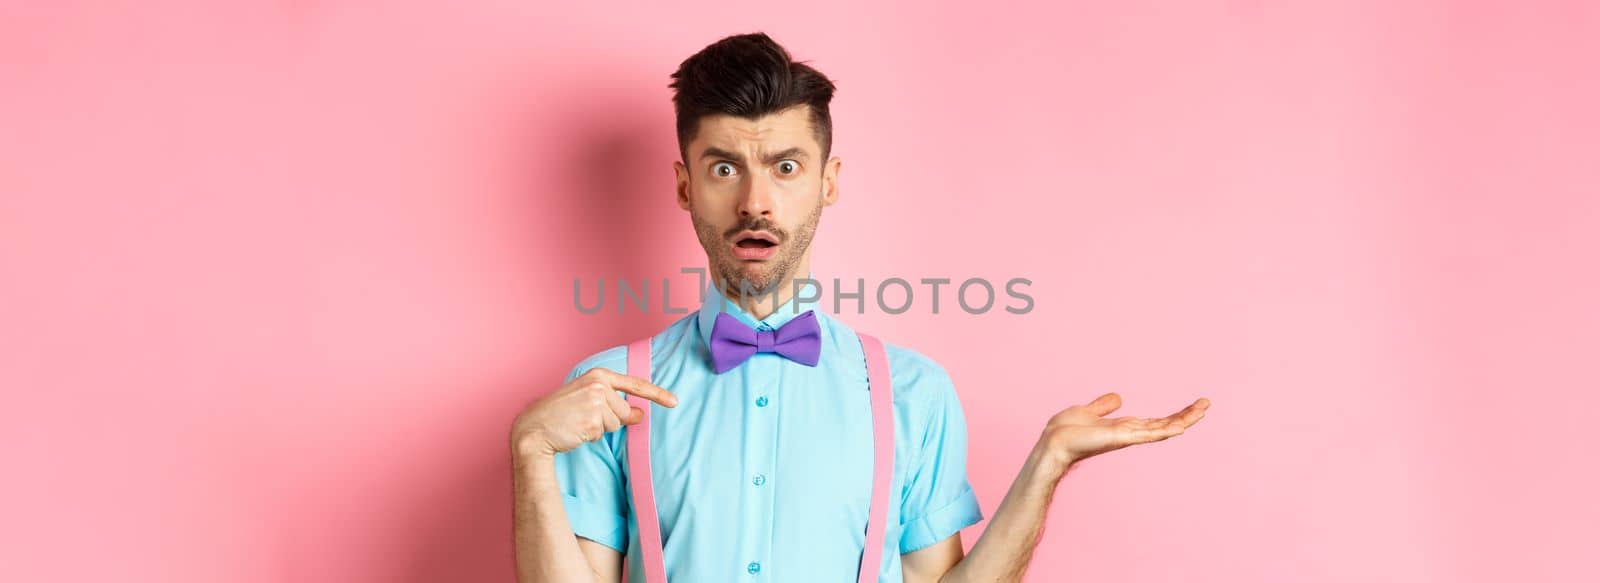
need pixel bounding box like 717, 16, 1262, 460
553, 281, 983, 582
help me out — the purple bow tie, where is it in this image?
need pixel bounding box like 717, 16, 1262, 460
708, 310, 822, 374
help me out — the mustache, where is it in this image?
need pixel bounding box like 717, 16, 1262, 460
724, 218, 786, 242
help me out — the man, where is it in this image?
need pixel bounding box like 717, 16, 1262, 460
510, 32, 1210, 583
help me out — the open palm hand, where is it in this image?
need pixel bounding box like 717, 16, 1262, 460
1038, 392, 1210, 468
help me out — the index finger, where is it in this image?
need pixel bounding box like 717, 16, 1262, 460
590, 368, 678, 407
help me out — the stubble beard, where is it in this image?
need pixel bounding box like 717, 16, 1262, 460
692, 201, 823, 302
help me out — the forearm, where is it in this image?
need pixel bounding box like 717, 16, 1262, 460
512, 450, 601, 583
939, 443, 1072, 583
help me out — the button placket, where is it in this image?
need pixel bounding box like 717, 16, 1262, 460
745, 351, 779, 578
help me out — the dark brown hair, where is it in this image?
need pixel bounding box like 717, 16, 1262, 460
669, 32, 837, 162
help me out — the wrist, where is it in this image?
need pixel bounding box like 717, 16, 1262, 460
512, 432, 557, 468
1027, 440, 1076, 481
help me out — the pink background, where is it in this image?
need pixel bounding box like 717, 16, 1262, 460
3, 2, 1596, 581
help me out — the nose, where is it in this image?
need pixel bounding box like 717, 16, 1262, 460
737, 173, 774, 218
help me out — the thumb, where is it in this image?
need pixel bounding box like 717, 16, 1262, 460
1085, 392, 1122, 417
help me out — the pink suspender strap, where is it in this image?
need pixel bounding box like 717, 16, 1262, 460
624, 338, 668, 583
856, 332, 895, 583
622, 333, 895, 583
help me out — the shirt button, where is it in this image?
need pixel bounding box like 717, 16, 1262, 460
747, 561, 762, 574
755, 396, 769, 407
752, 474, 766, 486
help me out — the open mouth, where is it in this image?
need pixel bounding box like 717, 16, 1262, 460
731, 230, 780, 260
733, 231, 779, 247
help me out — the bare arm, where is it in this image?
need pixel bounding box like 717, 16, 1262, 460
512, 450, 615, 583
930, 443, 1068, 582
510, 368, 680, 583
901, 443, 1065, 583
905, 393, 1210, 583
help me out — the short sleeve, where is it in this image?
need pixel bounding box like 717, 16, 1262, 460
898, 362, 984, 553
549, 349, 631, 553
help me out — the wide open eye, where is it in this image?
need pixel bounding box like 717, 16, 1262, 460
712, 162, 738, 177
776, 160, 800, 175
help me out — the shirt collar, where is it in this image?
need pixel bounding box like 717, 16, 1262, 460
696, 273, 822, 350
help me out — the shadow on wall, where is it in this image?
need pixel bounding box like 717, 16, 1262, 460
399, 76, 685, 582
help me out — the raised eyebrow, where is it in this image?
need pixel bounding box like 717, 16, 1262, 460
699, 147, 744, 163
697, 147, 810, 165
761, 147, 809, 164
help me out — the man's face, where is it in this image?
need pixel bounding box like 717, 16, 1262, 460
675, 105, 841, 297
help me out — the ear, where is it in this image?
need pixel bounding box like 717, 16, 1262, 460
821, 155, 842, 207
673, 159, 692, 211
